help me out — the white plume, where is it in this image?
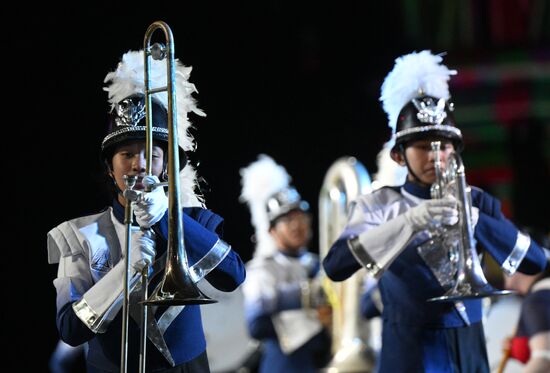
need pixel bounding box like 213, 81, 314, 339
104, 50, 206, 207
380, 50, 456, 134
240, 155, 291, 258
371, 139, 408, 190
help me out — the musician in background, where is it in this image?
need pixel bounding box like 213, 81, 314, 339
500, 231, 550, 373
322, 50, 548, 373
240, 154, 332, 373
47, 50, 245, 372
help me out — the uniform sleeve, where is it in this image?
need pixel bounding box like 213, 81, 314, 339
242, 260, 302, 315
360, 286, 383, 319
154, 209, 246, 292
247, 314, 278, 340
242, 260, 304, 340
322, 239, 362, 282
473, 191, 547, 275
322, 194, 408, 281
50, 242, 98, 346
322, 199, 370, 281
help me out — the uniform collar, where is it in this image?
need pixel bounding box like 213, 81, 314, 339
111, 198, 138, 226
403, 180, 431, 199
277, 247, 307, 258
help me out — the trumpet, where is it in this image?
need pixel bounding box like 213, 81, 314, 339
426, 141, 513, 302
120, 20, 215, 373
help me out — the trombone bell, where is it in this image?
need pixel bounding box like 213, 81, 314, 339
142, 262, 216, 305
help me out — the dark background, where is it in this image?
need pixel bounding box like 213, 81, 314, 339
8, 1, 550, 370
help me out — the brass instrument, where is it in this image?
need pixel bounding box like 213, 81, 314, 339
120, 20, 215, 373
319, 156, 377, 372
427, 141, 513, 302
141, 21, 215, 307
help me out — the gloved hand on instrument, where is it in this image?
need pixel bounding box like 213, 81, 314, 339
404, 195, 458, 231
132, 175, 168, 229
127, 229, 156, 272
349, 195, 458, 278
74, 228, 157, 328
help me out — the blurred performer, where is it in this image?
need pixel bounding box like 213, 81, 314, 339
322, 50, 548, 373
500, 234, 550, 373
240, 154, 332, 373
47, 50, 245, 372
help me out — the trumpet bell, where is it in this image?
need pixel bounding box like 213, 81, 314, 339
428, 284, 514, 302
427, 242, 514, 302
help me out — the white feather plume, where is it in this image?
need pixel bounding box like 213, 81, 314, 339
103, 50, 206, 207
380, 50, 456, 134
371, 139, 408, 190
239, 155, 291, 258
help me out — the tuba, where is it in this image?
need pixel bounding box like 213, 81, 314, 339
427, 141, 513, 302
318, 156, 377, 372
120, 20, 216, 373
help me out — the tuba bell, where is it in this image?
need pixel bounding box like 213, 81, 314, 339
426, 141, 514, 302
318, 156, 377, 372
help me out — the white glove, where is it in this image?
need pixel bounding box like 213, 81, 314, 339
128, 229, 156, 272
470, 206, 479, 230
404, 196, 458, 231
74, 229, 155, 332
351, 195, 457, 277
132, 175, 168, 229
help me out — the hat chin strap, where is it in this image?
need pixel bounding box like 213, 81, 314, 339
105, 161, 124, 197
109, 174, 124, 196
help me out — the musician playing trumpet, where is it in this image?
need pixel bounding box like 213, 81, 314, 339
322, 50, 548, 373
47, 49, 245, 373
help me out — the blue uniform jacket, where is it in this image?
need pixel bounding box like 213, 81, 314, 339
322, 181, 547, 372
52, 201, 246, 372
244, 251, 331, 373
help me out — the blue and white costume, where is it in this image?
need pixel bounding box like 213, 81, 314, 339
239, 154, 332, 373
48, 201, 245, 372
243, 249, 330, 373
323, 181, 547, 372
48, 46, 246, 373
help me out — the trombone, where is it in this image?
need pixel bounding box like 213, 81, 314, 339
120, 20, 216, 373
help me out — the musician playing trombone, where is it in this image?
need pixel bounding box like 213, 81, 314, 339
47, 50, 245, 373
322, 50, 548, 373
240, 155, 332, 373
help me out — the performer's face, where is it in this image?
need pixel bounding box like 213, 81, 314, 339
392, 138, 455, 186
270, 210, 312, 252
110, 141, 165, 205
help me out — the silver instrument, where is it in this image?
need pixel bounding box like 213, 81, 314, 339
318, 156, 377, 372
120, 20, 216, 373
427, 141, 513, 302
